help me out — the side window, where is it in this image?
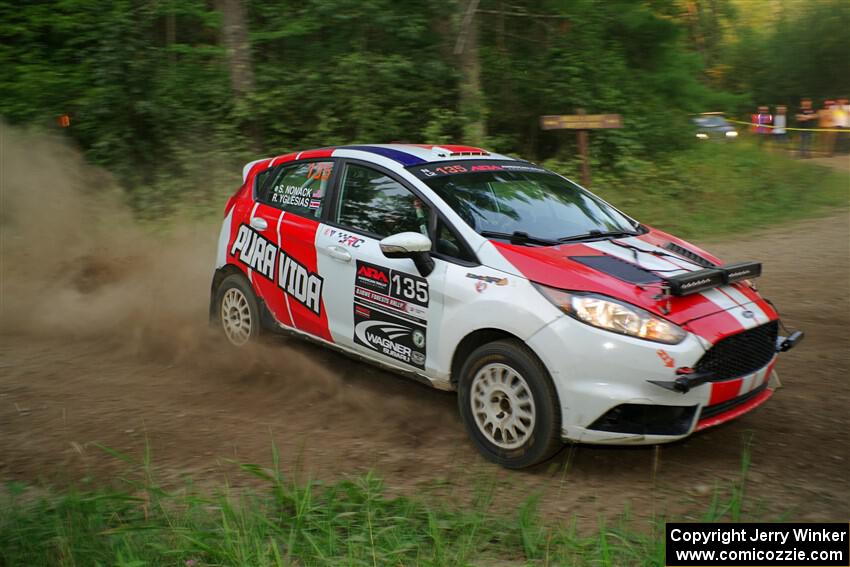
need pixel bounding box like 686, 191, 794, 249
258, 161, 334, 218
435, 218, 476, 262
335, 164, 430, 237
254, 167, 273, 195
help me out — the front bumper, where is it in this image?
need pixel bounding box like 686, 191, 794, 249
526, 314, 798, 445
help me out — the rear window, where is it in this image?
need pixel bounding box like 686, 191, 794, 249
257, 161, 334, 218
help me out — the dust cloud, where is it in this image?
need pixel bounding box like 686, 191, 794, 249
0, 123, 212, 353
0, 124, 455, 447
0, 123, 338, 390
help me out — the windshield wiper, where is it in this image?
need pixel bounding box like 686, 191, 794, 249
557, 229, 639, 243
479, 230, 559, 246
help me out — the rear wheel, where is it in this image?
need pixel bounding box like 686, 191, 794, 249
215, 274, 261, 346
458, 340, 562, 468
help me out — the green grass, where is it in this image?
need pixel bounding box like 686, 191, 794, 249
0, 444, 770, 567
544, 142, 849, 241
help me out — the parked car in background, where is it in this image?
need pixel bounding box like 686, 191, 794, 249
692, 112, 738, 140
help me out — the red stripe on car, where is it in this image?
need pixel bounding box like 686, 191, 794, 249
279, 214, 333, 342
697, 388, 773, 431
296, 148, 335, 160
708, 378, 744, 405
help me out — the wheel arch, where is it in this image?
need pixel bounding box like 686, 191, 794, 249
210, 264, 281, 333
209, 264, 249, 322
450, 328, 552, 386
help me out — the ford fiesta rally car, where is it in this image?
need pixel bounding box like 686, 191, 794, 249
210, 143, 803, 468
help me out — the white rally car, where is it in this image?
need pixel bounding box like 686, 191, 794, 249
210, 144, 802, 468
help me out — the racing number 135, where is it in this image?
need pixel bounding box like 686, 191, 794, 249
391, 273, 428, 304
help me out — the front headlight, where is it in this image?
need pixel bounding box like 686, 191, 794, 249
696, 132, 709, 139
534, 285, 687, 345
725, 130, 738, 138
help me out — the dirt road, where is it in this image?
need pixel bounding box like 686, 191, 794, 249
1, 131, 848, 523
1, 211, 847, 523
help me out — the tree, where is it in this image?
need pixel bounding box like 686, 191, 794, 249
216, 0, 260, 149
455, 0, 486, 145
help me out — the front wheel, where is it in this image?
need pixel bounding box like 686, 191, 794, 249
457, 340, 562, 469
214, 273, 261, 346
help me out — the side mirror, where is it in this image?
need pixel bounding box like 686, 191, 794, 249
379, 232, 435, 277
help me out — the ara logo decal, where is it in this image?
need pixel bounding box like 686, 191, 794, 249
356, 261, 391, 294
656, 349, 675, 368
358, 266, 388, 282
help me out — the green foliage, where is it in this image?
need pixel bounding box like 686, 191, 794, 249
721, 0, 850, 110
483, 0, 724, 161
0, 0, 845, 216
543, 140, 849, 240
0, 443, 773, 566
0, 1, 728, 196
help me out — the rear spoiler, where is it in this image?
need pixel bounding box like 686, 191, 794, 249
663, 261, 762, 296
242, 158, 270, 183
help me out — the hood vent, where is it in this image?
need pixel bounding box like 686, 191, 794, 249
664, 242, 717, 268
570, 255, 661, 285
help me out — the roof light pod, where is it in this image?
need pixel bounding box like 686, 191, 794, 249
430, 146, 490, 158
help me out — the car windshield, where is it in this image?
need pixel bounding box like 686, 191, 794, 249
413, 163, 636, 242
693, 116, 728, 127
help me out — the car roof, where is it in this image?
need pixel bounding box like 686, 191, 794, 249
268, 143, 516, 168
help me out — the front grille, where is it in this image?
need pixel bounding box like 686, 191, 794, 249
695, 321, 778, 380
700, 383, 768, 420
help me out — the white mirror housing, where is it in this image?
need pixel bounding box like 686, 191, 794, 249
379, 232, 432, 256
379, 232, 435, 277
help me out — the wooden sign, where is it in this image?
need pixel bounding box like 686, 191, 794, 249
540, 114, 622, 130
539, 110, 623, 187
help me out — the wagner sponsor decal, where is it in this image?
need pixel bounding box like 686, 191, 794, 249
353, 305, 426, 369
229, 223, 323, 315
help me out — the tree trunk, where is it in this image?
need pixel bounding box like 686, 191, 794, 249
165, 10, 176, 66
216, 0, 255, 99
455, 0, 486, 145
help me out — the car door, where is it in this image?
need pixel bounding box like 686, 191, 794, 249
251, 159, 337, 341
315, 161, 448, 372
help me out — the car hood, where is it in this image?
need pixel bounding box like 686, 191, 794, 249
489, 227, 776, 327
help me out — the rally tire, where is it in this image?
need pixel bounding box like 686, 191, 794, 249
457, 340, 562, 469
215, 273, 261, 347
